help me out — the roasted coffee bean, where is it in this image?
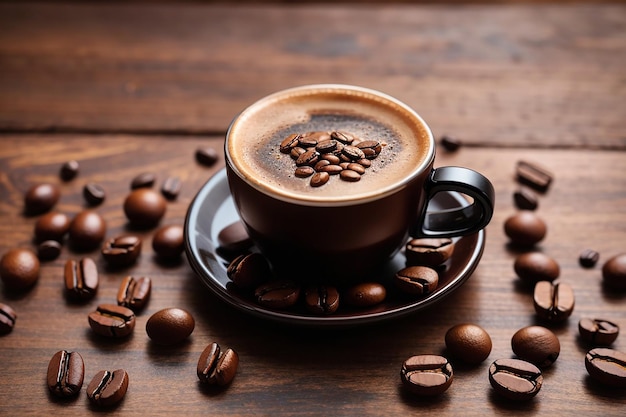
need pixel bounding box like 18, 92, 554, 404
440, 135, 461, 152
355, 140, 382, 159
0, 303, 17, 335
195, 147, 219, 166
280, 133, 302, 153
585, 348, 626, 388
255, 281, 300, 310
24, 183, 60, 215
304, 286, 340, 315
346, 162, 366, 175
298, 135, 320, 148
38, 240, 62, 261
310, 172, 330, 187
330, 130, 355, 145
217, 221, 253, 254
146, 307, 195, 345
88, 304, 136, 338
602, 253, 626, 290
321, 153, 341, 164
227, 253, 271, 290
295, 166, 315, 178
511, 326, 560, 369
579, 249, 600, 268
489, 358, 543, 401
64, 258, 98, 301
340, 169, 361, 182
47, 350, 84, 398
0, 248, 40, 291
504, 211, 547, 246
400, 355, 454, 396
34, 211, 70, 242
290, 147, 306, 159
356, 158, 371, 168
130, 172, 156, 189
83, 183, 106, 206
197, 342, 239, 386
101, 235, 142, 267
405, 238, 455, 267
313, 159, 330, 171
341, 145, 365, 161
117, 276, 151, 312
152, 224, 184, 259
516, 160, 553, 192
579, 318, 619, 346
86, 369, 129, 407
344, 282, 386, 308
60, 160, 79, 181
316, 139, 338, 154
318, 164, 343, 175
513, 252, 560, 284
123, 188, 167, 228
533, 281, 575, 322
393, 266, 439, 296
69, 210, 106, 251
513, 188, 539, 211
296, 149, 319, 167
161, 176, 182, 200
445, 323, 492, 365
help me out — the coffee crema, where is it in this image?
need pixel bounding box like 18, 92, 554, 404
226, 85, 433, 203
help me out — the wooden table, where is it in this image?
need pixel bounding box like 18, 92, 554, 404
1, 2, 625, 415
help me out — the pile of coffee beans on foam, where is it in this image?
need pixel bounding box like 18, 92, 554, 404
0, 147, 239, 408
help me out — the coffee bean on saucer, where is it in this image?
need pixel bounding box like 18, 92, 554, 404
513, 252, 560, 284
405, 238, 454, 267
489, 358, 543, 401
585, 348, 626, 388
445, 323, 492, 365
64, 258, 99, 301
0, 248, 40, 291
152, 225, 184, 259
393, 266, 439, 296
83, 182, 106, 206
86, 369, 129, 407
340, 169, 361, 182
578, 318, 619, 346
38, 240, 62, 261
533, 281, 575, 322
130, 172, 156, 189
579, 249, 599, 268
255, 281, 300, 310
504, 211, 547, 246
602, 253, 626, 291
310, 171, 330, 187
68, 210, 106, 251
516, 160, 553, 192
0, 303, 17, 335
146, 308, 195, 346
295, 166, 315, 178
123, 189, 166, 228
24, 183, 60, 215
161, 176, 182, 200
196, 147, 219, 166
88, 304, 136, 338
117, 276, 151, 312
47, 350, 84, 398
60, 160, 79, 181
344, 282, 386, 308
511, 326, 560, 369
34, 211, 70, 242
217, 221, 253, 256
513, 188, 538, 211
400, 355, 454, 396
101, 235, 142, 268
304, 285, 340, 315
197, 342, 239, 386
227, 253, 271, 290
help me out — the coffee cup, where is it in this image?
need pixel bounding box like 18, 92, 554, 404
225, 84, 494, 283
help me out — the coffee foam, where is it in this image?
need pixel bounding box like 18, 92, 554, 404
227, 85, 433, 203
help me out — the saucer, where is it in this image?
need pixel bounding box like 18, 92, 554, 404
184, 168, 485, 327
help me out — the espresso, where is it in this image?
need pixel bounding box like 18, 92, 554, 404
227, 86, 432, 201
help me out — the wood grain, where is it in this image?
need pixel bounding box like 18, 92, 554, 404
1, 3, 625, 149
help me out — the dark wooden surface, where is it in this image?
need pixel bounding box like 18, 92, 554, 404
1, 2, 625, 416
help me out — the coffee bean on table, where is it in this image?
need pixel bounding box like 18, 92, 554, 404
393, 266, 439, 296
513, 188, 538, 211
304, 285, 340, 315
578, 318, 619, 346
38, 240, 62, 261
68, 210, 106, 251
195, 147, 219, 166
117, 276, 151, 312
83, 182, 106, 206
86, 369, 129, 407
146, 307, 195, 346
516, 160, 553, 192
533, 281, 575, 322
197, 342, 239, 386
489, 358, 543, 401
602, 253, 626, 291
24, 183, 60, 215
161, 176, 182, 200
579, 249, 600, 268
0, 248, 40, 291
511, 326, 560, 369
130, 172, 156, 189
34, 211, 70, 242
405, 238, 455, 267
400, 355, 454, 396
60, 160, 79, 181
152, 224, 184, 259
47, 350, 84, 398
445, 323, 492, 365
585, 348, 626, 388
217, 221, 253, 255
513, 252, 560, 284
344, 282, 386, 308
439, 135, 461, 152
227, 253, 271, 290
88, 304, 136, 338
123, 188, 167, 228
0, 303, 17, 335
504, 211, 547, 246
64, 258, 99, 301
255, 281, 301, 310
101, 235, 142, 267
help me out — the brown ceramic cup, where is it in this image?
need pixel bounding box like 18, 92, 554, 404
225, 84, 494, 283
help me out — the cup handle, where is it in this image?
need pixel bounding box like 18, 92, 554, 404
412, 166, 495, 238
